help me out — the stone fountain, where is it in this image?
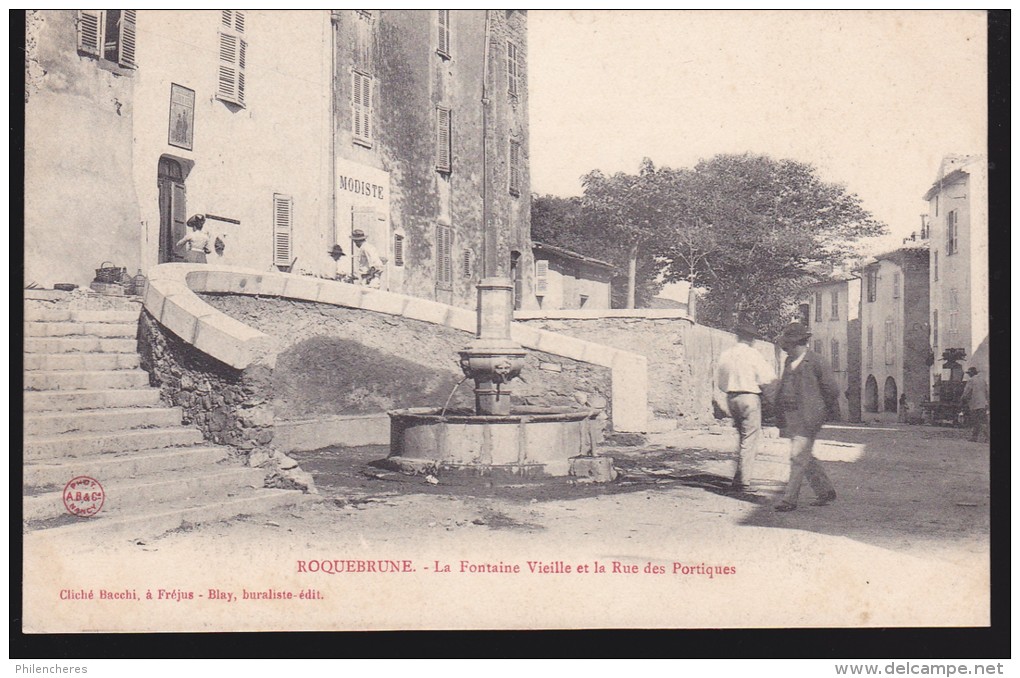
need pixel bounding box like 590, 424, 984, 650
385, 278, 615, 479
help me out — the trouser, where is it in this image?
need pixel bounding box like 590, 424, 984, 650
782, 435, 834, 505
969, 408, 989, 442
727, 393, 762, 487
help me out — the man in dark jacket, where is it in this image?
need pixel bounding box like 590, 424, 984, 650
774, 322, 841, 512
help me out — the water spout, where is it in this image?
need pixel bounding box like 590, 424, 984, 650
440, 375, 470, 418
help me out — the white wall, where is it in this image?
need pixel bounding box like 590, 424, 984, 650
131, 11, 333, 276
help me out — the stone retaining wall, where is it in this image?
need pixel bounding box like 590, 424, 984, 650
517, 316, 780, 427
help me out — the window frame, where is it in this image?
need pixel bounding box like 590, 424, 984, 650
946, 210, 959, 255
831, 338, 841, 372
814, 291, 823, 322
77, 10, 137, 70
507, 40, 520, 97
830, 290, 839, 320
866, 269, 878, 303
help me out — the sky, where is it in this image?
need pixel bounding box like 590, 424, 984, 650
527, 10, 988, 254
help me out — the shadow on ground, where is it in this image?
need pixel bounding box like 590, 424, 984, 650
736, 424, 991, 559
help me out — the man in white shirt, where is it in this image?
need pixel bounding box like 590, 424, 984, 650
352, 229, 385, 288
714, 321, 778, 493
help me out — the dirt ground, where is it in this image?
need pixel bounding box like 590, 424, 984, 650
23, 422, 991, 631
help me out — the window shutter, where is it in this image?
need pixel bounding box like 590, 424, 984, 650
436, 107, 451, 172
509, 140, 521, 195
217, 12, 246, 107
436, 225, 452, 287
462, 249, 471, 278
831, 339, 840, 371
437, 10, 450, 56
535, 259, 549, 295
352, 71, 373, 145
117, 10, 137, 68
393, 234, 404, 267
77, 10, 104, 57
507, 40, 519, 96
273, 194, 293, 268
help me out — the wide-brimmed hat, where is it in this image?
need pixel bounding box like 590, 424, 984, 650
966, 366, 979, 375
351, 229, 367, 242
778, 321, 812, 344
733, 321, 759, 339
186, 214, 206, 228
328, 244, 345, 258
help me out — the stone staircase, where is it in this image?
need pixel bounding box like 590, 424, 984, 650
23, 301, 305, 539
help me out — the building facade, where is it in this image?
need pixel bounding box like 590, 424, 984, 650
924, 155, 988, 378
859, 247, 930, 422
25, 10, 532, 310
800, 276, 862, 421
531, 242, 614, 311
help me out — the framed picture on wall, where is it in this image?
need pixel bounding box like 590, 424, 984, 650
167, 83, 195, 150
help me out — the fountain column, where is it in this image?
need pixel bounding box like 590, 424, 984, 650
458, 277, 527, 416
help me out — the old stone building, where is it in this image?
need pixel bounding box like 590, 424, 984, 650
799, 276, 862, 422
859, 246, 930, 422
25, 10, 532, 310
924, 155, 988, 377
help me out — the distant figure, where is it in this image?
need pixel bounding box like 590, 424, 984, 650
773, 321, 841, 512
961, 366, 989, 443
713, 321, 777, 493
351, 229, 384, 288
177, 214, 210, 263
328, 244, 346, 280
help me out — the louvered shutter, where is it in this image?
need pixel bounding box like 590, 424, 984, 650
217, 11, 246, 106
77, 10, 104, 57
273, 194, 293, 268
117, 10, 137, 68
171, 182, 188, 261
393, 234, 404, 267
436, 107, 451, 172
509, 140, 521, 195
436, 225, 452, 287
535, 259, 549, 295
462, 249, 471, 277
437, 10, 450, 56
352, 71, 373, 145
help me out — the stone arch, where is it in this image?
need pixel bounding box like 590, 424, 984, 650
884, 376, 898, 413
864, 375, 879, 413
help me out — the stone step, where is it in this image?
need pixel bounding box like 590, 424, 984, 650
23, 322, 138, 338
24, 352, 141, 372
24, 336, 138, 354
25, 488, 312, 541
24, 309, 141, 324
24, 388, 163, 413
24, 406, 183, 436
24, 466, 266, 523
24, 446, 230, 490
24, 370, 150, 392
25, 427, 205, 461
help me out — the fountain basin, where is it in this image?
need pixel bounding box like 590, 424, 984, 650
384, 406, 603, 477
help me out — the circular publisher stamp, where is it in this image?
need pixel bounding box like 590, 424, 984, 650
63, 476, 105, 518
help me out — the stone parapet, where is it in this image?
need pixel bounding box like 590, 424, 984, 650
143, 264, 649, 432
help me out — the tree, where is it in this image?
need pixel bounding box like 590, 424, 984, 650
657, 154, 887, 337
531, 163, 665, 309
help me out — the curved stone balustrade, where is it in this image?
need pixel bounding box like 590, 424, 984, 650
143, 264, 648, 431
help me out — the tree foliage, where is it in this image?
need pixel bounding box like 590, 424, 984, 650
531, 153, 886, 334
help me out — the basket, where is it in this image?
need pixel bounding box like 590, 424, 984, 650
95, 261, 127, 284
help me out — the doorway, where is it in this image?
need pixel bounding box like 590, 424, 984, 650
157, 157, 187, 263
864, 375, 879, 413
884, 376, 898, 413
510, 250, 522, 310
